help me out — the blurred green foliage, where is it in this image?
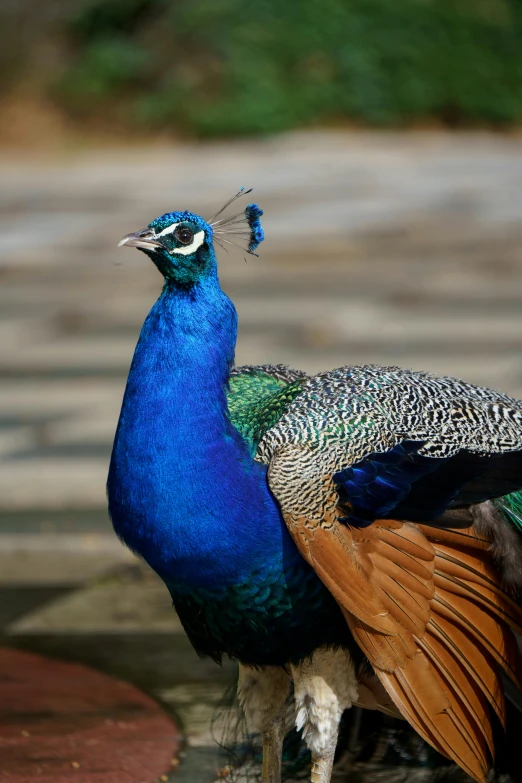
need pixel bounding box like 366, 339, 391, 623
16, 0, 522, 134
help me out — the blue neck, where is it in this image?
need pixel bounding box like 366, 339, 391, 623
108, 271, 292, 589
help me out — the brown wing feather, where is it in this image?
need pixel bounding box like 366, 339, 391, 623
428, 615, 505, 727
417, 631, 494, 758
353, 672, 404, 718
285, 506, 522, 783
433, 588, 522, 691
379, 654, 490, 782
433, 572, 522, 632
293, 523, 399, 633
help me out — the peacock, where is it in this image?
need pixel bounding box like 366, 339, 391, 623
108, 190, 522, 783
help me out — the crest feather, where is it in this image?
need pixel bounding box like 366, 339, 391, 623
209, 188, 264, 257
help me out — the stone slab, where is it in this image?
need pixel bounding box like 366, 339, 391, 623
0, 534, 134, 585
8, 581, 181, 634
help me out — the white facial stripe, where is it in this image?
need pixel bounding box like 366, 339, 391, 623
169, 230, 206, 256
156, 222, 179, 237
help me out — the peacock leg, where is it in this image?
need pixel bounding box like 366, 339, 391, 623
238, 663, 290, 783
310, 745, 336, 783
290, 647, 358, 783
260, 709, 286, 783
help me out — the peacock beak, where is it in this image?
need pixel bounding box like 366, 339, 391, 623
118, 228, 163, 250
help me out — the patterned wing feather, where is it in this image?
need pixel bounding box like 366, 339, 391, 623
260, 366, 522, 524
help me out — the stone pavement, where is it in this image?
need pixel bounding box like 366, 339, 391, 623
1, 130, 522, 781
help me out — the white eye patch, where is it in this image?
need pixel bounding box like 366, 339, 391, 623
156, 222, 179, 237
154, 223, 206, 255
168, 230, 206, 256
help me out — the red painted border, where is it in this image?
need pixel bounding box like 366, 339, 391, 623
0, 648, 181, 783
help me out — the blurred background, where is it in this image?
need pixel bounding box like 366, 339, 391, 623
1, 1, 522, 781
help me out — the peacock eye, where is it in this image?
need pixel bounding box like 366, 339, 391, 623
174, 226, 194, 246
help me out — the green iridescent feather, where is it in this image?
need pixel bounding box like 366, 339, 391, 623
495, 490, 522, 534
227, 370, 305, 455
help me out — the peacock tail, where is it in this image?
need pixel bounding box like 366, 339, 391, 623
496, 490, 522, 535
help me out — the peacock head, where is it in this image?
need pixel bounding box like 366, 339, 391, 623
118, 189, 264, 288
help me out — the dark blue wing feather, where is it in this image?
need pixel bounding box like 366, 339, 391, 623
334, 441, 522, 525
334, 441, 447, 522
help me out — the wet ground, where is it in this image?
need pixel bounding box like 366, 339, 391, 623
2, 130, 522, 781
